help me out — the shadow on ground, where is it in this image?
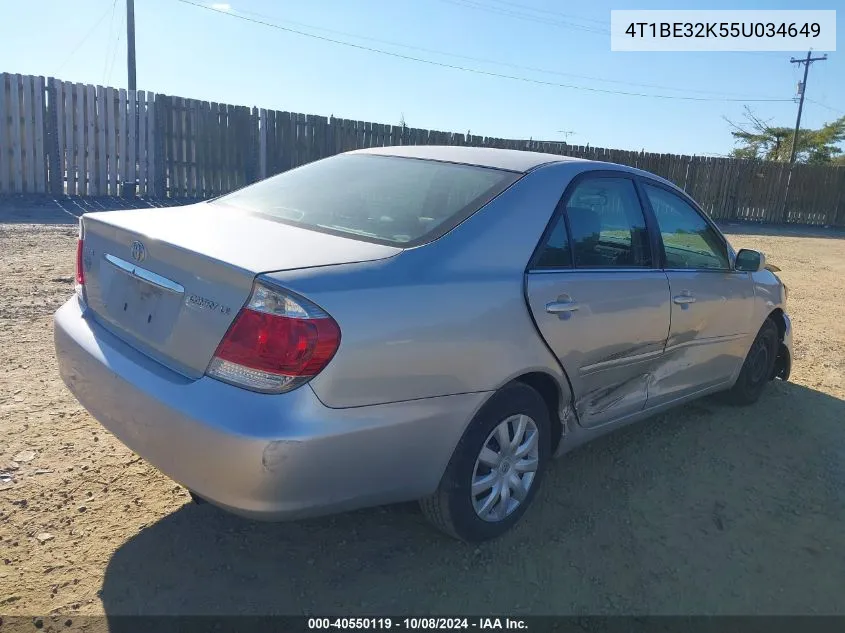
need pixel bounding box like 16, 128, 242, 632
100, 382, 845, 617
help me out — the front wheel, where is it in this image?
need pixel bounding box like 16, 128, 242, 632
725, 317, 779, 406
419, 383, 551, 542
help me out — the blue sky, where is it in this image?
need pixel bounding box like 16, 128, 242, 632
1, 0, 841, 155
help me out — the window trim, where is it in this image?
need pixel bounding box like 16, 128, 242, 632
635, 177, 736, 273
527, 170, 660, 273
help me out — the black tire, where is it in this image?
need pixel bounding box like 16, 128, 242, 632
725, 318, 779, 406
419, 382, 551, 542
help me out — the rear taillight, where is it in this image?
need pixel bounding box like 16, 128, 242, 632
206, 280, 341, 394
75, 238, 85, 286
75, 219, 85, 297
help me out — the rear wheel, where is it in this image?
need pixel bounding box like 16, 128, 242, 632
725, 318, 779, 406
419, 383, 551, 542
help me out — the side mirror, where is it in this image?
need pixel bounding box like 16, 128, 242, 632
735, 248, 766, 272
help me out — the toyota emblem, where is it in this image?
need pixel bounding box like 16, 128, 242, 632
130, 240, 147, 262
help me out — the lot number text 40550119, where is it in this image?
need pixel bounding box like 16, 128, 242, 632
307, 617, 528, 630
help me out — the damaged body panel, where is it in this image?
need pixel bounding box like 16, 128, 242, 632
525, 270, 670, 427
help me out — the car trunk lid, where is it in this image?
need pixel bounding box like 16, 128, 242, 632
79, 203, 400, 378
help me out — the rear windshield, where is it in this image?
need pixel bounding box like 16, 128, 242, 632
210, 154, 520, 246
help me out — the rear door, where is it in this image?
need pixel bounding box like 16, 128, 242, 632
525, 173, 671, 428
638, 180, 754, 403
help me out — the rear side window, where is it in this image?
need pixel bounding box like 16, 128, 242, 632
210, 154, 519, 246
535, 216, 572, 268
643, 184, 730, 270
566, 177, 651, 268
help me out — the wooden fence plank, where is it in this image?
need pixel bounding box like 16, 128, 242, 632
33, 76, 46, 193
45, 78, 61, 195
85, 84, 96, 195
20, 74, 36, 191
10, 74, 23, 192
179, 97, 187, 196
137, 90, 146, 195
199, 100, 209, 196
106, 87, 116, 195
172, 97, 181, 197
52, 79, 65, 195
95, 86, 107, 195
128, 90, 137, 190
194, 100, 204, 196
259, 108, 267, 180
64, 81, 75, 195
72, 83, 88, 196
178, 98, 187, 196
218, 103, 227, 194
118, 88, 128, 190
0, 73, 8, 193
74, 83, 85, 195
187, 99, 197, 196
147, 92, 156, 196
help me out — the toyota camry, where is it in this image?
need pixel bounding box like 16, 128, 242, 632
54, 146, 792, 541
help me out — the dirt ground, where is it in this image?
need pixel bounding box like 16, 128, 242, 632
1, 218, 844, 618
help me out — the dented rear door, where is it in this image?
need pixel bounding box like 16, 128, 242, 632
526, 270, 671, 427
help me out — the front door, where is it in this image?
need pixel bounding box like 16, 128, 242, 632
526, 174, 671, 428
639, 181, 754, 404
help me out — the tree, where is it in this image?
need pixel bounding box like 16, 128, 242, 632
726, 107, 845, 164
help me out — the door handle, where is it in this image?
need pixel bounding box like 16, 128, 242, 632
546, 301, 580, 314
673, 294, 696, 305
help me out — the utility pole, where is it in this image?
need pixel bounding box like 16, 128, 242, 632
788, 50, 827, 164
127, 0, 137, 91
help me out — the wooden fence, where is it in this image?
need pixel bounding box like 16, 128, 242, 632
1, 72, 844, 226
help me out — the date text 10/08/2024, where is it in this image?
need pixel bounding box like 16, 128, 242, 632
307, 618, 528, 630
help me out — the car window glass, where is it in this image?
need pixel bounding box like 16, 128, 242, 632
534, 215, 572, 268
565, 177, 651, 268
643, 184, 730, 270
211, 154, 518, 246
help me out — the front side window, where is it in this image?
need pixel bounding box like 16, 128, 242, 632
565, 177, 651, 268
211, 154, 519, 246
643, 184, 730, 270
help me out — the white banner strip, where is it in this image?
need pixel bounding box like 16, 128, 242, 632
611, 10, 836, 52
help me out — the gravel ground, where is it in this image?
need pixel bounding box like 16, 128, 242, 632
1, 218, 844, 618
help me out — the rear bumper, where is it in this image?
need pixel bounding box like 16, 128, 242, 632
54, 296, 487, 520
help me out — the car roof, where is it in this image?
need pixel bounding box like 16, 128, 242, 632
350, 145, 588, 173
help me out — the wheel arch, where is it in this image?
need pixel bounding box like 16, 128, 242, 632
510, 370, 573, 455
768, 307, 786, 340
767, 307, 791, 380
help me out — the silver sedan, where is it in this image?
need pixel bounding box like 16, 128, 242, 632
54, 146, 792, 541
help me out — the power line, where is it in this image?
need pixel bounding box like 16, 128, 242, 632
102, 0, 119, 84
106, 4, 125, 85
438, 0, 610, 34
175, 0, 792, 104
223, 5, 781, 100
54, 1, 115, 76
226, 4, 777, 100
806, 98, 844, 116
484, 0, 609, 26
